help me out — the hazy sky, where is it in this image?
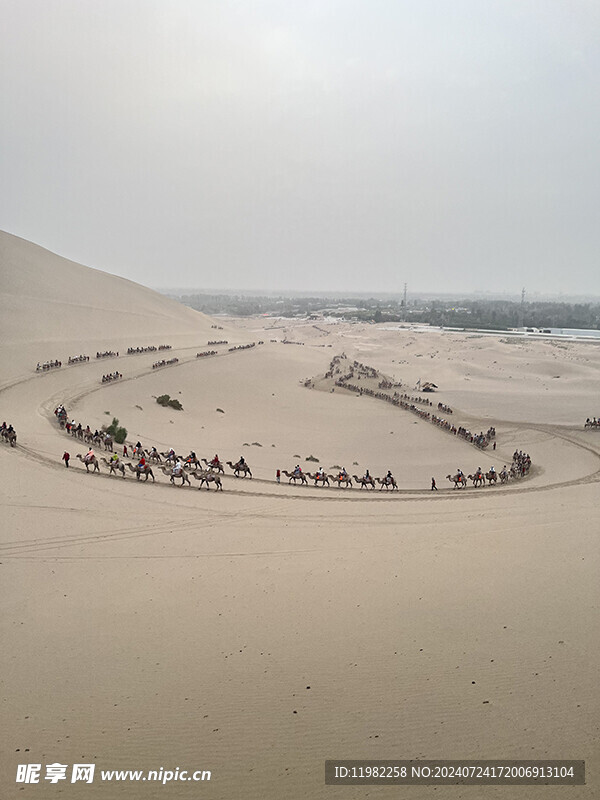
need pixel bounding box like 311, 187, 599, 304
2, 0, 600, 294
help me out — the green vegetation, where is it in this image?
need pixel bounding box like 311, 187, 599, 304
177, 291, 600, 331
156, 394, 183, 411
103, 416, 127, 444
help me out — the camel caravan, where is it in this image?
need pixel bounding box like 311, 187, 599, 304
52, 410, 233, 490
446, 454, 531, 489
282, 465, 398, 490
35, 344, 175, 374
36, 359, 61, 371
584, 417, 600, 429
322, 354, 495, 451
152, 357, 179, 369
51, 390, 533, 493
1, 422, 17, 447
127, 345, 171, 354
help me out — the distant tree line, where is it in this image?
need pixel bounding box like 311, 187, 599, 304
177, 292, 600, 331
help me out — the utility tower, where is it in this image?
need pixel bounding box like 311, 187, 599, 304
519, 287, 525, 328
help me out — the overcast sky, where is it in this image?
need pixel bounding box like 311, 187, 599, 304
1, 0, 599, 294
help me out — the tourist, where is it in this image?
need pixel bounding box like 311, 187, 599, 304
276, 469, 281, 483
62, 451, 70, 468
431, 477, 437, 491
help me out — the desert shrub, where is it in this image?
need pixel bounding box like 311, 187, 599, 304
216, 408, 224, 413
305, 455, 319, 462
104, 417, 119, 435
114, 426, 128, 444
157, 394, 183, 411
103, 417, 127, 444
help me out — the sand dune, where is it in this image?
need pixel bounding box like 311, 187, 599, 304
1, 235, 598, 798
0, 230, 234, 381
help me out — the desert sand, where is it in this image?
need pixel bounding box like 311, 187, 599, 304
1, 230, 598, 798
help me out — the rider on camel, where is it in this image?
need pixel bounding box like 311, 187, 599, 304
211, 454, 220, 467
84, 448, 94, 463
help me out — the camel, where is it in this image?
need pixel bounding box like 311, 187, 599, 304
161, 451, 182, 461
353, 474, 376, 489
446, 473, 467, 488
306, 472, 330, 486
328, 474, 353, 488
101, 457, 126, 477
201, 458, 225, 474
282, 470, 308, 485
376, 476, 398, 491
103, 435, 114, 452
485, 471, 498, 485
499, 469, 510, 484
126, 462, 155, 482
76, 453, 100, 473
160, 465, 191, 486
226, 460, 252, 478
468, 472, 485, 487
147, 449, 162, 463
2, 430, 17, 447
83, 430, 94, 444
191, 470, 223, 490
